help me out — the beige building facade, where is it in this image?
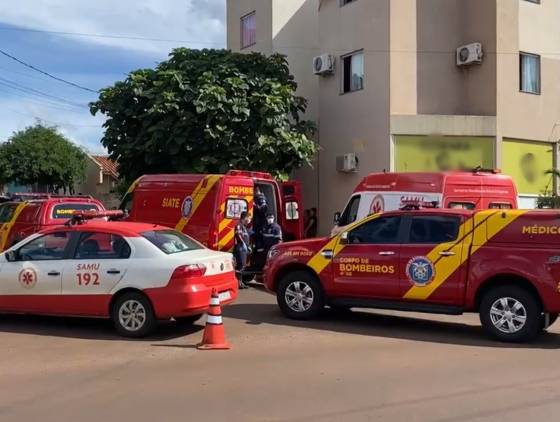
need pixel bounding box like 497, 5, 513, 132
227, 0, 560, 234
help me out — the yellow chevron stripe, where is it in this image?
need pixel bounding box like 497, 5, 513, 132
175, 175, 221, 232
307, 213, 382, 274
404, 210, 528, 300
0, 203, 28, 250
218, 228, 235, 251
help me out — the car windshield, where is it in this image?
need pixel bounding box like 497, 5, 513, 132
141, 230, 203, 254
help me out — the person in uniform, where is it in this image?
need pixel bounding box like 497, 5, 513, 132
234, 211, 252, 289
262, 213, 283, 253
253, 187, 268, 250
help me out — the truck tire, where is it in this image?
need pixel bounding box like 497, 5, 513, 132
479, 285, 541, 343
112, 292, 156, 338
277, 271, 324, 320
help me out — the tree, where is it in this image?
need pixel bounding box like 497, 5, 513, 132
0, 123, 86, 192
537, 169, 560, 208
90, 49, 317, 182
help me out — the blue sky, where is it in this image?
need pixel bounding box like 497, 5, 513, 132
0, 0, 226, 153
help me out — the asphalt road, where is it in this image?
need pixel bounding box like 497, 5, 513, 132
1, 286, 560, 422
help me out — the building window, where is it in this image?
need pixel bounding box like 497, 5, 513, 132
241, 12, 256, 49
342, 51, 364, 93
520, 52, 540, 94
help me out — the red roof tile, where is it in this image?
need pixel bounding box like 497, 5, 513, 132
91, 155, 119, 178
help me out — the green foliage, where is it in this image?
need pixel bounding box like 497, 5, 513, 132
0, 123, 86, 192
537, 169, 560, 208
90, 49, 317, 182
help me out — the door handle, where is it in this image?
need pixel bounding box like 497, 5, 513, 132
48, 271, 60, 276
107, 269, 121, 275
321, 250, 333, 260
439, 251, 456, 257
379, 251, 395, 256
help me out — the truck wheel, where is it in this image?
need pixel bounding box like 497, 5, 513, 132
112, 292, 156, 338
277, 271, 324, 320
479, 286, 541, 343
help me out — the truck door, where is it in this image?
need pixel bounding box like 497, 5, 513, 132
398, 214, 467, 304
217, 179, 254, 252
331, 215, 402, 298
280, 181, 303, 241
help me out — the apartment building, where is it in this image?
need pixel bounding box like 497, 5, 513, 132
227, 0, 560, 234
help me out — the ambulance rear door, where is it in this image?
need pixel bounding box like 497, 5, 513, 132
280, 181, 303, 241
216, 177, 254, 251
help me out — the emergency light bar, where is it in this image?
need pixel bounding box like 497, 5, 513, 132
400, 200, 440, 211
66, 210, 124, 226
226, 170, 273, 180
10, 193, 94, 200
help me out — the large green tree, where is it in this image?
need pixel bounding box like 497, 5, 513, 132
90, 49, 317, 181
0, 123, 86, 192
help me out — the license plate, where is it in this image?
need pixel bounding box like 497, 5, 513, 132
219, 291, 231, 302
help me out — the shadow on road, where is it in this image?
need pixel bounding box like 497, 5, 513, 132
0, 314, 204, 341
223, 301, 560, 350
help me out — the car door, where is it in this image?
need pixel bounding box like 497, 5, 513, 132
0, 231, 72, 313
331, 215, 402, 298
398, 214, 465, 304
61, 231, 131, 316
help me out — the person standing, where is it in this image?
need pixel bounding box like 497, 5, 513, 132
305, 207, 318, 238
234, 211, 252, 289
262, 213, 283, 252
253, 187, 268, 250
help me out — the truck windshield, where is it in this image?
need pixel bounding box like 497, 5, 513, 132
141, 230, 203, 254
338, 195, 361, 226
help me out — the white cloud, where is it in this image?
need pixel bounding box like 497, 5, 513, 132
0, 0, 226, 53
0, 97, 106, 153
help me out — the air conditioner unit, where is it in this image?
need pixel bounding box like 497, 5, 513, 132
313, 54, 334, 75
336, 153, 359, 173
456, 43, 483, 66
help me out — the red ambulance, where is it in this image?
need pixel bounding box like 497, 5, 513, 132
332, 170, 518, 234
120, 170, 304, 254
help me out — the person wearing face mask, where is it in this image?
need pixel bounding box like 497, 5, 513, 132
261, 213, 283, 253
233, 211, 252, 289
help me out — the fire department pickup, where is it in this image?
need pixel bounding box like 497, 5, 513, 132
0, 211, 237, 337
265, 208, 560, 342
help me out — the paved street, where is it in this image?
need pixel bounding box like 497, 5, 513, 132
1, 286, 560, 422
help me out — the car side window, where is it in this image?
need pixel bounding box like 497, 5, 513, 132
74, 232, 131, 259
339, 195, 361, 226
0, 204, 18, 223
408, 216, 460, 244
17, 232, 72, 261
348, 216, 401, 244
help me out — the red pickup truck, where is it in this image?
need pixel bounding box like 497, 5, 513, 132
264, 208, 560, 342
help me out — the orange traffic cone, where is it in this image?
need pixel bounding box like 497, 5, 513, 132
197, 289, 231, 350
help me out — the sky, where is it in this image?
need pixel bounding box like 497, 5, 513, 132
0, 0, 226, 153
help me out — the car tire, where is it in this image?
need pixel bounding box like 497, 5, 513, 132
175, 314, 203, 325
112, 292, 156, 338
479, 285, 541, 343
277, 271, 324, 320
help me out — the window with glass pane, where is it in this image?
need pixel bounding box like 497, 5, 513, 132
349, 216, 401, 244
241, 12, 256, 49
342, 52, 364, 93
18, 232, 71, 261
520, 53, 540, 94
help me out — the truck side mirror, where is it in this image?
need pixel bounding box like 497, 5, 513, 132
334, 212, 341, 224
340, 232, 349, 245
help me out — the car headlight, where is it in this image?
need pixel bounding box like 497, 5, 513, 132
267, 247, 280, 261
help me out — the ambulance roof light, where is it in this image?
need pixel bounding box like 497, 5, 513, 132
66, 210, 124, 226
400, 201, 440, 211
226, 170, 273, 180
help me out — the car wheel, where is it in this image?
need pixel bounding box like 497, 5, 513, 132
479, 285, 541, 343
277, 271, 324, 320
112, 292, 156, 338
175, 314, 203, 325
